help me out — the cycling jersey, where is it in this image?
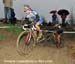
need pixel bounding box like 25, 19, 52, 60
26, 10, 44, 25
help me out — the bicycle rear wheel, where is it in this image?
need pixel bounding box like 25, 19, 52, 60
17, 31, 35, 55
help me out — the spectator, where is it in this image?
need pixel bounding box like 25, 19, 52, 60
61, 13, 67, 27
3, 0, 13, 23
10, 8, 16, 25
52, 13, 57, 25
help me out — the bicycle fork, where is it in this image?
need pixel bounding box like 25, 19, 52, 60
24, 32, 31, 45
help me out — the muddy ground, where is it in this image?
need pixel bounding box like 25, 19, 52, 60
0, 28, 75, 64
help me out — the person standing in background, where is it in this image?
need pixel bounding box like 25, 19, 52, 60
61, 13, 67, 27
3, 0, 13, 23
52, 13, 57, 25
50, 10, 57, 25
10, 8, 16, 25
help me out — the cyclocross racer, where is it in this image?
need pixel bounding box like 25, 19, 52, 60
24, 5, 44, 42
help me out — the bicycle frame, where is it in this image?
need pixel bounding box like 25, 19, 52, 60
25, 31, 31, 44
42, 31, 52, 41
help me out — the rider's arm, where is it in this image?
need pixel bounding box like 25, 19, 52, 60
36, 14, 39, 21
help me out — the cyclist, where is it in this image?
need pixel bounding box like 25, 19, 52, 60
52, 24, 63, 48
24, 5, 44, 42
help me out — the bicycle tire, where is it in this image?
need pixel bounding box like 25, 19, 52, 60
17, 31, 35, 55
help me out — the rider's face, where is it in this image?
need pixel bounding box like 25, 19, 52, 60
25, 10, 31, 15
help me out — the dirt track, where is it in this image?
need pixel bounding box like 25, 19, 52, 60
0, 29, 75, 64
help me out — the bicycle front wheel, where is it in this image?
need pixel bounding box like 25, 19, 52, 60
17, 31, 35, 55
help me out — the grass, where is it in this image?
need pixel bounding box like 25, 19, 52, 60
6, 25, 23, 37
0, 34, 6, 41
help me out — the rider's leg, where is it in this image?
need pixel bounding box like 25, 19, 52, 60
35, 22, 40, 31
57, 35, 61, 44
53, 32, 57, 43
56, 34, 61, 48
35, 22, 43, 41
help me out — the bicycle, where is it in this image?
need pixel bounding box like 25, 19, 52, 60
16, 23, 64, 55
16, 22, 53, 55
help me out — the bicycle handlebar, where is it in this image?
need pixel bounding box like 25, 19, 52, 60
22, 22, 35, 30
